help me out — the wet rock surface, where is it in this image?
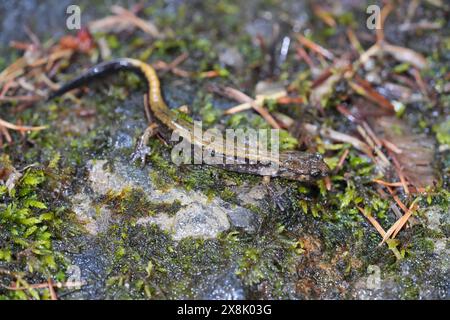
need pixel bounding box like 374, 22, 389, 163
82, 158, 260, 240
200, 268, 246, 300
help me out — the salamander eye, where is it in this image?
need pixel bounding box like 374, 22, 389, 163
310, 170, 321, 178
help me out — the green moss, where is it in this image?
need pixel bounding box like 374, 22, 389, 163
219, 188, 236, 203
0, 163, 75, 299
279, 130, 298, 151
433, 118, 450, 145
103, 187, 182, 218
399, 277, 420, 300
233, 223, 304, 289
200, 100, 222, 126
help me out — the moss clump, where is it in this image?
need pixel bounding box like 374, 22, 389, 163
0, 158, 74, 299
103, 187, 182, 218
433, 118, 450, 146
98, 216, 305, 299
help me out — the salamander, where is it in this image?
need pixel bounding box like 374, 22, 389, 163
48, 58, 329, 181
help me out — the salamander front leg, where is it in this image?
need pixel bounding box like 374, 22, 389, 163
262, 177, 287, 211
131, 122, 159, 166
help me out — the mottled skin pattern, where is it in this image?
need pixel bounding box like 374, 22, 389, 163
216, 151, 328, 181
48, 58, 329, 182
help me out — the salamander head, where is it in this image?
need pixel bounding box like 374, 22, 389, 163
276, 151, 330, 181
